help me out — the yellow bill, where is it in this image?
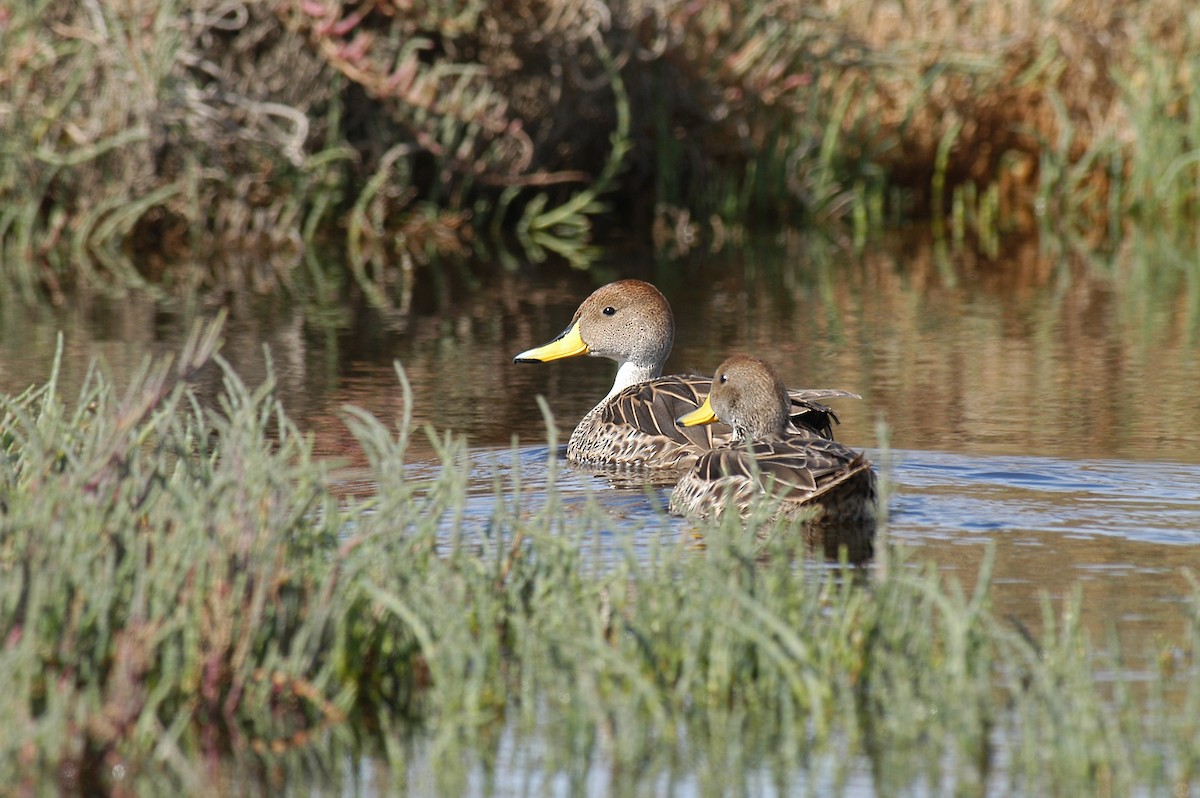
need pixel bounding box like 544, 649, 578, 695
676, 396, 719, 427
513, 320, 589, 362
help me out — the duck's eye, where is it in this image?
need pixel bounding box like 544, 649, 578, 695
602, 306, 616, 316
718, 373, 728, 384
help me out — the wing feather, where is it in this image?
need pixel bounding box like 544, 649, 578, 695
671, 433, 876, 523
569, 375, 860, 472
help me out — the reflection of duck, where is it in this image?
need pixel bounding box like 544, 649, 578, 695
672, 355, 877, 540
514, 280, 858, 471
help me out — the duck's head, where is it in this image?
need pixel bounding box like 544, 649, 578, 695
513, 280, 675, 375
676, 355, 791, 440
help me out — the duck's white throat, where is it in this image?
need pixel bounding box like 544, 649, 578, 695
605, 360, 660, 400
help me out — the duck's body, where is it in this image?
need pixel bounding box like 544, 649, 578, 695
669, 434, 877, 526
670, 356, 877, 536
514, 280, 857, 472
569, 372, 853, 471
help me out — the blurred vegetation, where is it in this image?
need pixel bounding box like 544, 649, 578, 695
3, 0, 1200, 302
1, 320, 1199, 794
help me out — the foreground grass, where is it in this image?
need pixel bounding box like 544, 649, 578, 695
1, 319, 1198, 795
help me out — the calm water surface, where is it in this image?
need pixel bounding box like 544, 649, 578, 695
2, 232, 1198, 651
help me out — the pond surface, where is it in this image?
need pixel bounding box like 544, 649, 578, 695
2, 229, 1198, 654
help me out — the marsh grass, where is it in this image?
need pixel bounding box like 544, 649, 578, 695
6, 1, 1200, 297
1, 319, 1198, 795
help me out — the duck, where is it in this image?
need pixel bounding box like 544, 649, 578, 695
513, 279, 859, 472
670, 354, 877, 541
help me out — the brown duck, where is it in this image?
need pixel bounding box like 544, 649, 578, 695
514, 280, 858, 472
671, 354, 877, 533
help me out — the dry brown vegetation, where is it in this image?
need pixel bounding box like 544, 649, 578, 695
820, 0, 1196, 230
2, 0, 1198, 298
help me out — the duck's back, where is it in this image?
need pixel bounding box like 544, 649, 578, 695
669, 434, 877, 524
568, 374, 724, 470
567, 376, 853, 471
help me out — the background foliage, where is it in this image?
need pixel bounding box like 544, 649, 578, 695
3, 0, 1200, 296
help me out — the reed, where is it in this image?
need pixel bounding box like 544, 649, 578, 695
5, 1, 1200, 296
0, 319, 1197, 794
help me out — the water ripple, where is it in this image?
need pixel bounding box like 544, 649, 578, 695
887, 449, 1200, 544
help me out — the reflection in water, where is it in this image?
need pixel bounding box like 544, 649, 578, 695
1, 228, 1198, 655
886, 449, 1200, 651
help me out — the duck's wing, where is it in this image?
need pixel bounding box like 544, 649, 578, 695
581, 377, 861, 470
686, 446, 779, 488
605, 377, 858, 443
749, 436, 874, 501
671, 434, 876, 519
599, 374, 730, 451
570, 375, 728, 470
786, 388, 860, 439
689, 436, 870, 498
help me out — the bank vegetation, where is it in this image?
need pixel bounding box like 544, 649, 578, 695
3, 0, 1200, 301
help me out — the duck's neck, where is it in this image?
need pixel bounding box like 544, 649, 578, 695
733, 414, 788, 442
604, 360, 660, 401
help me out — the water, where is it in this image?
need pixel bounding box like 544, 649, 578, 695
393, 439, 1200, 658
2, 231, 1197, 648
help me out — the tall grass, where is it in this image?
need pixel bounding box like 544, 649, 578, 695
5, 2, 1200, 297
0, 319, 1198, 794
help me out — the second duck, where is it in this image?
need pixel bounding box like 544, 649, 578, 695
672, 354, 878, 531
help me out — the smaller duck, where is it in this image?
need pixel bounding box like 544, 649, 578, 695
671, 355, 877, 539
514, 280, 857, 472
